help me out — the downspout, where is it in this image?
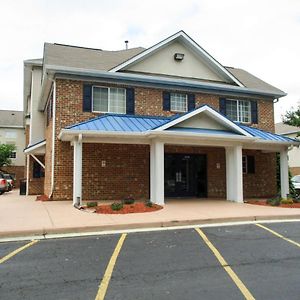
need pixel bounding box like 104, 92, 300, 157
50, 79, 56, 198
26, 154, 30, 195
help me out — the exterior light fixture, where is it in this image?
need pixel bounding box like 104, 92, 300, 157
174, 53, 184, 61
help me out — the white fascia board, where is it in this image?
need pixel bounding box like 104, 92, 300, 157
154, 105, 252, 137
255, 139, 300, 146
24, 141, 46, 154
109, 31, 244, 87
58, 129, 148, 141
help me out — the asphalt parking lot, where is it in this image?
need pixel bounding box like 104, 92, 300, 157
0, 221, 300, 300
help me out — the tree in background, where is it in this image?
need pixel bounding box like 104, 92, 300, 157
282, 103, 300, 128
0, 144, 16, 168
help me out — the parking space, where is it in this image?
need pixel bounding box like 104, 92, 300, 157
0, 221, 300, 300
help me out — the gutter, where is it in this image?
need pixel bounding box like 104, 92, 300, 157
37, 65, 286, 111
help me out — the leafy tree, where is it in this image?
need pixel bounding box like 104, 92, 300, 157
282, 104, 300, 127
0, 144, 16, 167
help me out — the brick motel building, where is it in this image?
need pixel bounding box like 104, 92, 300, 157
23, 31, 299, 206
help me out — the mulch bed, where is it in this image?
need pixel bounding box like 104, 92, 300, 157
94, 202, 163, 214
36, 195, 50, 201
246, 200, 300, 208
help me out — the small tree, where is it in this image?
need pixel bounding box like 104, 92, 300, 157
0, 144, 16, 167
282, 104, 300, 128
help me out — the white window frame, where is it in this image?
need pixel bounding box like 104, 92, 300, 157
10, 151, 16, 159
226, 99, 251, 123
92, 86, 126, 114
170, 93, 188, 113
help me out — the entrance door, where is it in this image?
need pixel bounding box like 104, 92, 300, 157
165, 154, 207, 198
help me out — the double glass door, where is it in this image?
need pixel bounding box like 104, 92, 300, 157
165, 154, 207, 198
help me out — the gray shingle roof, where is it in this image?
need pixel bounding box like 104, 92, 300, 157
44, 43, 145, 71
0, 110, 23, 127
225, 67, 285, 96
42, 43, 284, 96
275, 122, 300, 135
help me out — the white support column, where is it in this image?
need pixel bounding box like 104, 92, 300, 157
150, 140, 164, 205
73, 135, 82, 206
280, 148, 289, 199
225, 145, 243, 203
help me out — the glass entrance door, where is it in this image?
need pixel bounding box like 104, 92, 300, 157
165, 154, 207, 198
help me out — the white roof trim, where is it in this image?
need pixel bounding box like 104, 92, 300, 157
24, 140, 46, 154
109, 31, 244, 87
153, 105, 252, 137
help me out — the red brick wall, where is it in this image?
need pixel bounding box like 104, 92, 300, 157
50, 79, 277, 201
28, 155, 44, 195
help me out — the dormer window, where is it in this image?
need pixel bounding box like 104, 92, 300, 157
92, 86, 126, 114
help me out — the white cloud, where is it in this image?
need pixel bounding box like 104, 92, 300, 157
0, 0, 299, 122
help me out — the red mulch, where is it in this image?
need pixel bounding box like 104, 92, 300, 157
246, 200, 300, 208
94, 202, 163, 214
36, 195, 50, 201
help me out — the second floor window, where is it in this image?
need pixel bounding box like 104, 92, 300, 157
9, 151, 16, 159
225, 99, 251, 123
170, 93, 188, 112
92, 87, 126, 114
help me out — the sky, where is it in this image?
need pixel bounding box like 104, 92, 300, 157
0, 0, 299, 122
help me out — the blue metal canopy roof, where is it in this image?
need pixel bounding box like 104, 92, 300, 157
65, 113, 298, 144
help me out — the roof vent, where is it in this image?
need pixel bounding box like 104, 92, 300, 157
174, 53, 184, 61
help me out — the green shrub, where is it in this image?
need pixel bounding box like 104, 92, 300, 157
111, 202, 123, 211
87, 201, 98, 208
145, 201, 153, 207
123, 197, 135, 205
280, 198, 294, 205
266, 197, 281, 206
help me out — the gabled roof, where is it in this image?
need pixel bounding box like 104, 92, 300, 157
109, 31, 244, 87
0, 110, 24, 128
60, 106, 298, 145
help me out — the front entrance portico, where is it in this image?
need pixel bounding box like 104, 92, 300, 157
59, 106, 298, 206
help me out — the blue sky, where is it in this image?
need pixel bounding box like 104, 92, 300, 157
0, 0, 299, 122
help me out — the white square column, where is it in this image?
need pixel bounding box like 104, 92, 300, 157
73, 135, 82, 206
150, 140, 164, 205
280, 148, 289, 199
225, 145, 243, 203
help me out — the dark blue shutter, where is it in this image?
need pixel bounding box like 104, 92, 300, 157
188, 94, 195, 111
126, 88, 135, 115
83, 84, 92, 112
163, 92, 170, 111
219, 98, 226, 116
250, 100, 258, 124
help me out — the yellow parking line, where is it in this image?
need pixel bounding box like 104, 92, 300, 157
0, 240, 38, 264
95, 233, 127, 300
256, 223, 300, 248
195, 228, 255, 300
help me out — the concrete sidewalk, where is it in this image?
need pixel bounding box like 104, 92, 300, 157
1, 190, 300, 238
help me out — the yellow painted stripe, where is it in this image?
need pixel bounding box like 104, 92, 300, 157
256, 223, 300, 248
195, 228, 255, 300
95, 233, 127, 300
0, 240, 38, 264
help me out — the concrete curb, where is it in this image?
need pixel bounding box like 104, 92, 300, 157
1, 214, 300, 241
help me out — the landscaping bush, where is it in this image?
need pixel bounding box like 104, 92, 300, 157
266, 197, 281, 206
111, 202, 123, 211
87, 201, 98, 208
280, 198, 294, 205
123, 197, 135, 205
145, 200, 153, 207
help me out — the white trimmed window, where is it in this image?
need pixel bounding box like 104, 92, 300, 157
92, 87, 126, 114
170, 93, 188, 112
226, 99, 251, 123
9, 151, 16, 159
